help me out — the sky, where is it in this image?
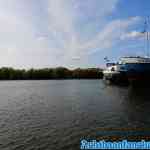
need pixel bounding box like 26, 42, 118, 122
0, 0, 149, 69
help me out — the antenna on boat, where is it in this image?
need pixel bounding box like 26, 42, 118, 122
144, 17, 149, 57
104, 56, 110, 62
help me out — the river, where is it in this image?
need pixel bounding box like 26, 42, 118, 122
0, 80, 150, 149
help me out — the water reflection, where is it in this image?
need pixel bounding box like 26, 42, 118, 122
128, 86, 150, 101
97, 83, 150, 139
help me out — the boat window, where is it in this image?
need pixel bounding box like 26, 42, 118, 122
111, 67, 115, 71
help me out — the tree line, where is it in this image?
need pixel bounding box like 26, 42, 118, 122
0, 67, 103, 80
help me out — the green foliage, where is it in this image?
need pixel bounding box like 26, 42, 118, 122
0, 67, 103, 80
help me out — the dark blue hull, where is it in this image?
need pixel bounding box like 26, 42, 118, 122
120, 63, 150, 84
120, 63, 150, 72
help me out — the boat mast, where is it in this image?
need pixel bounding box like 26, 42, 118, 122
145, 17, 149, 57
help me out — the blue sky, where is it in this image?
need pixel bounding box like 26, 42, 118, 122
0, 0, 149, 68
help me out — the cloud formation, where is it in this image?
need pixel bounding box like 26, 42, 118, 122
0, 0, 143, 68
121, 31, 145, 40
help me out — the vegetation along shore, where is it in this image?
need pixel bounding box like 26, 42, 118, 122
0, 67, 103, 80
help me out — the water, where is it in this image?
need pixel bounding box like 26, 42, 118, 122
0, 80, 150, 149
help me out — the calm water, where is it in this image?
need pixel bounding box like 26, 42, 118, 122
0, 80, 150, 149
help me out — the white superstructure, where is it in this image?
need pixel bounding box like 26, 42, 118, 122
119, 56, 150, 64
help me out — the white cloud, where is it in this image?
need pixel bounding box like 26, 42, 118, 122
73, 0, 118, 20
46, 0, 120, 64
46, 0, 141, 65
0, 0, 143, 68
75, 16, 142, 55
121, 31, 145, 40
71, 56, 81, 60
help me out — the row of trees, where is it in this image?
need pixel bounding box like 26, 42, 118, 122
0, 67, 103, 80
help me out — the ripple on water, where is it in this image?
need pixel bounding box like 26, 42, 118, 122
0, 80, 150, 149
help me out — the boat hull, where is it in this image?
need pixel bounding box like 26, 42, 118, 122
103, 71, 128, 84
126, 72, 150, 85
121, 63, 150, 85
103, 57, 150, 85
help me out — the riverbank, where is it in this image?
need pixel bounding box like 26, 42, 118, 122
0, 67, 103, 80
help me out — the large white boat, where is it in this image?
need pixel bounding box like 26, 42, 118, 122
103, 62, 128, 83
103, 56, 150, 84
103, 18, 150, 85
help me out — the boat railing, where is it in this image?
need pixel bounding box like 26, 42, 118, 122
106, 63, 116, 67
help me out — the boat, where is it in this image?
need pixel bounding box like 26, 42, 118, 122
103, 18, 150, 85
103, 62, 128, 84
118, 56, 150, 84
